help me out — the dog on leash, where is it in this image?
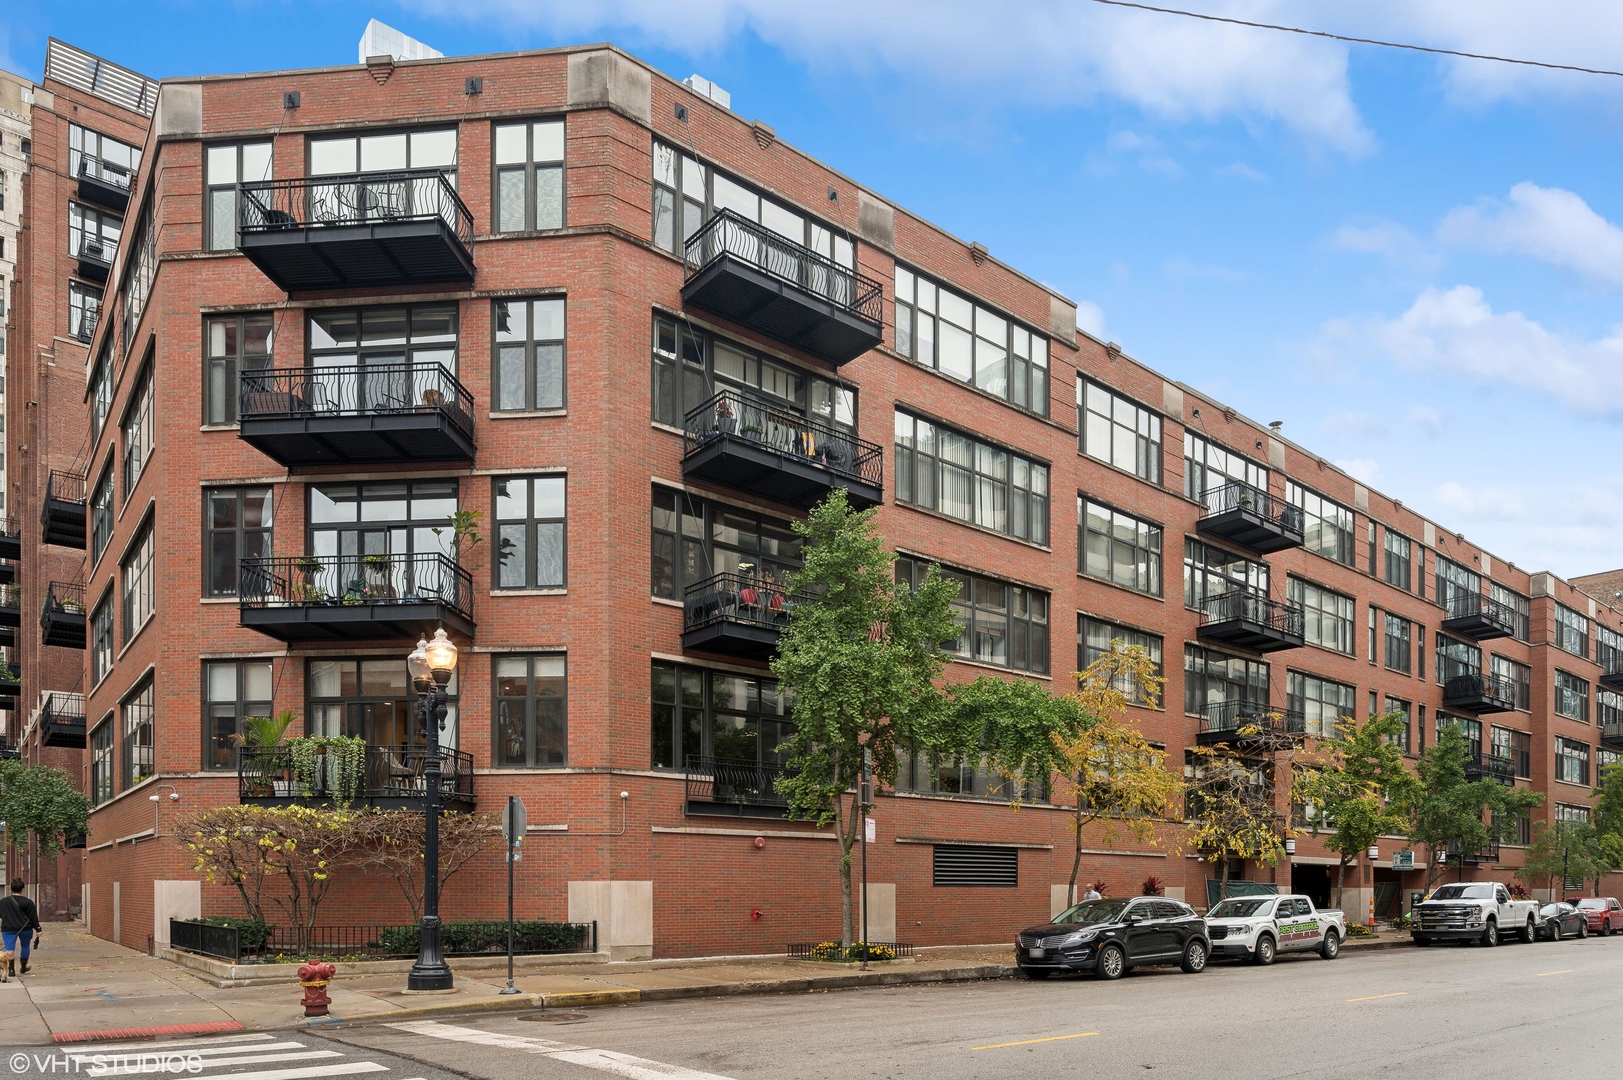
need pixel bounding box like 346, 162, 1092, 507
0, 947, 13, 983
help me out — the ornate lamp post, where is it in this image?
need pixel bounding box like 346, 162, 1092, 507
407, 628, 458, 991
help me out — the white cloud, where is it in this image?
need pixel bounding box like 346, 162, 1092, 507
1439, 182, 1623, 289
1434, 481, 1525, 521
1327, 221, 1439, 270
1336, 458, 1382, 485
1404, 404, 1445, 437
1075, 301, 1106, 339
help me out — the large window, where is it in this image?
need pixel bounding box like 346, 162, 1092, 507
651, 315, 856, 433
308, 658, 460, 749
1597, 624, 1623, 675
122, 680, 154, 789
69, 201, 121, 262
308, 481, 458, 577
1385, 614, 1411, 674
90, 354, 112, 447
897, 745, 1046, 803
122, 364, 153, 496
495, 475, 566, 589
1079, 616, 1163, 705
898, 557, 1049, 674
90, 596, 114, 686
1556, 736, 1590, 785
205, 487, 273, 598
1288, 576, 1355, 655
651, 662, 792, 770
494, 298, 565, 411
90, 721, 114, 805
1079, 378, 1161, 484
70, 124, 141, 189
120, 209, 156, 343
1491, 583, 1530, 642
494, 654, 567, 766
1384, 530, 1411, 591
1435, 556, 1479, 615
1183, 538, 1267, 610
1287, 671, 1356, 738
651, 488, 801, 600
1184, 644, 1269, 715
494, 119, 565, 233
895, 266, 1049, 415
90, 463, 114, 565
205, 661, 273, 770
1435, 633, 1481, 684
1287, 482, 1354, 565
205, 314, 274, 425
1385, 696, 1411, 754
1079, 499, 1161, 595
1184, 432, 1266, 505
1599, 688, 1623, 733
1555, 604, 1589, 658
122, 523, 155, 644
896, 413, 1049, 543
1555, 670, 1589, 723
69, 280, 102, 341
1491, 654, 1531, 710
310, 127, 457, 179
308, 304, 458, 393
205, 141, 273, 251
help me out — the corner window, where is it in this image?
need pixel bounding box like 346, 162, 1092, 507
1079, 498, 1161, 595
122, 522, 155, 644
494, 654, 567, 766
122, 679, 154, 789
122, 365, 154, 496
494, 475, 566, 589
1288, 576, 1355, 655
1079, 378, 1161, 484
494, 119, 565, 232
90, 721, 115, 805
205, 142, 273, 251
1556, 736, 1590, 785
1555, 604, 1589, 658
90, 463, 114, 565
205, 487, 274, 597
895, 266, 1048, 416
1596, 624, 1623, 675
205, 314, 274, 425
493, 298, 565, 411
205, 661, 273, 770
1555, 670, 1589, 723
896, 412, 1048, 543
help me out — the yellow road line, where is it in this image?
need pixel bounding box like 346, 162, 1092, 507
1533, 970, 1573, 977
972, 1033, 1100, 1051
1346, 992, 1408, 1002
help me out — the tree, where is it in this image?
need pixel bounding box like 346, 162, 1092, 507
1291, 711, 1418, 911
357, 809, 502, 920
1591, 761, 1623, 891
181, 805, 283, 924
1517, 820, 1604, 898
1407, 725, 1543, 888
0, 760, 90, 857
1185, 748, 1287, 900
1054, 643, 1183, 895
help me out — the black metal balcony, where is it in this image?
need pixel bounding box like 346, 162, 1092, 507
1600, 667, 1623, 693
40, 692, 86, 749
75, 308, 100, 346
0, 740, 17, 760
1196, 481, 1304, 554
0, 519, 18, 562
41, 471, 87, 549
0, 585, 18, 629
1449, 839, 1500, 864
685, 755, 788, 818
1440, 591, 1517, 641
682, 390, 882, 510
77, 157, 132, 213
1464, 750, 1517, 784
238, 363, 476, 467
41, 582, 86, 649
0, 669, 20, 698
1195, 700, 1307, 746
238, 552, 474, 642
238, 745, 475, 810
76, 238, 113, 283
1603, 716, 1623, 751
238, 170, 475, 292
1442, 672, 1517, 714
682, 210, 884, 366
1196, 591, 1305, 653
682, 572, 808, 660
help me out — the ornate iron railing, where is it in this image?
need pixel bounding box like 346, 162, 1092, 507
1442, 590, 1519, 633
1464, 750, 1517, 783
685, 754, 788, 810
1200, 590, 1306, 637
238, 169, 473, 249
1443, 672, 1519, 712
238, 744, 475, 804
1199, 699, 1307, 740
1200, 480, 1304, 532
683, 571, 808, 637
684, 209, 884, 325
683, 388, 883, 490
238, 552, 473, 618
239, 362, 475, 440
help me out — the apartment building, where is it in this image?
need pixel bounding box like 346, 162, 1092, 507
17, 39, 1623, 953
1, 69, 31, 570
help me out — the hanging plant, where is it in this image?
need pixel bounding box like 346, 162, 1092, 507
328, 736, 366, 802
289, 736, 323, 795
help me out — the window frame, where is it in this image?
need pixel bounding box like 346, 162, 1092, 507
306, 126, 459, 179
69, 279, 102, 341
121, 677, 155, 790
492, 653, 568, 767
492, 297, 566, 412
1555, 736, 1590, 786
90, 718, 115, 805
121, 519, 155, 645
1383, 529, 1411, 591
1555, 604, 1590, 658
1554, 669, 1590, 723
204, 140, 273, 252
1287, 575, 1356, 656
204, 660, 274, 771
1079, 614, 1163, 706
1079, 497, 1162, 596
1183, 643, 1269, 716
204, 486, 274, 599
1491, 582, 1530, 642
493, 474, 567, 590
650, 661, 792, 771
1078, 377, 1162, 484
895, 264, 1050, 416
90, 592, 114, 686
1287, 482, 1355, 565
1183, 432, 1267, 505
204, 313, 275, 425
492, 117, 566, 234
121, 362, 154, 497
1183, 537, 1267, 610
1384, 613, 1411, 674
896, 411, 1050, 544
89, 458, 115, 567
1490, 654, 1531, 711
651, 487, 802, 601
1287, 669, 1357, 738
898, 557, 1050, 675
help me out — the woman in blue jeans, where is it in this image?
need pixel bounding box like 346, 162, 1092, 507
0, 877, 41, 976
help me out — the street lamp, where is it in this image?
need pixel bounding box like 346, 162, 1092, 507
407, 628, 458, 992
1368, 844, 1380, 861
1284, 838, 1296, 856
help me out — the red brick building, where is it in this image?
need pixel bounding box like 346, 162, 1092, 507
14, 40, 1623, 955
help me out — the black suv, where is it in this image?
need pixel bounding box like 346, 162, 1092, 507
1016, 897, 1211, 980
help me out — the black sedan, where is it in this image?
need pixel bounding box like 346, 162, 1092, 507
1016, 897, 1210, 980
1539, 902, 1589, 941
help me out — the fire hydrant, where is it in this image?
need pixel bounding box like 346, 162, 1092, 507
299, 961, 337, 1017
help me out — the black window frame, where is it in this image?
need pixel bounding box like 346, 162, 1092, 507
494, 474, 566, 590
69, 199, 122, 261
1384, 613, 1411, 674
1079, 497, 1162, 596
493, 297, 566, 412
90, 458, 115, 567
895, 412, 1049, 544
1183, 431, 1267, 505
1490, 654, 1531, 710
69, 279, 102, 340
1078, 614, 1163, 705
1287, 669, 1356, 738
1183, 537, 1267, 610
492, 117, 566, 234
493, 652, 568, 767
205, 659, 274, 771
1555, 604, 1590, 658
894, 264, 1049, 417
121, 361, 154, 497
1079, 377, 1162, 484
651, 487, 802, 601
1555, 736, 1590, 786
1434, 555, 1480, 613
1183, 643, 1269, 716
1596, 624, 1623, 674
90, 718, 115, 805
121, 519, 155, 646
90, 591, 114, 687
204, 486, 274, 599
1287, 482, 1355, 565
204, 140, 273, 252
1384, 695, 1411, 754
1490, 582, 1530, 642
1555, 669, 1589, 723
650, 660, 792, 771
121, 677, 154, 790
1288, 575, 1356, 656
897, 557, 1049, 675
204, 312, 275, 425
306, 656, 461, 750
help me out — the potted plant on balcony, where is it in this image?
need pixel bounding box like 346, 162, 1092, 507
362, 552, 396, 599
233, 710, 297, 797
715, 395, 737, 436
0, 660, 19, 698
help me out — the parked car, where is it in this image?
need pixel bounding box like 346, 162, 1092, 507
1573, 897, 1623, 936
1412, 881, 1540, 946
1537, 902, 1588, 941
1204, 893, 1346, 964
1016, 897, 1210, 980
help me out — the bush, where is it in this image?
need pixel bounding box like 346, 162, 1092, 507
806, 940, 896, 962
377, 920, 590, 957
196, 916, 273, 953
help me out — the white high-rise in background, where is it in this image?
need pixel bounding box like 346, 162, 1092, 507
358, 19, 443, 64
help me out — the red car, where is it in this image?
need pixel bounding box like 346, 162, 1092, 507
1573, 897, 1623, 936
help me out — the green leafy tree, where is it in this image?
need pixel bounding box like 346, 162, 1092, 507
0, 760, 90, 857
1408, 725, 1542, 887
1291, 711, 1419, 911
1185, 749, 1286, 898
1517, 820, 1604, 899
1592, 761, 1623, 890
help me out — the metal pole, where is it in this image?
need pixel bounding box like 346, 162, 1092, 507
500, 796, 518, 994
408, 680, 452, 991
859, 748, 871, 972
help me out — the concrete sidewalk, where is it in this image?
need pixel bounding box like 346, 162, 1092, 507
9, 923, 1413, 1044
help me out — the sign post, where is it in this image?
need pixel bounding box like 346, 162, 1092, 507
500, 796, 527, 995
859, 749, 873, 971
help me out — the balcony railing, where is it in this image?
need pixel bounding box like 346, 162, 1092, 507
40, 691, 86, 749
1196, 480, 1305, 554
41, 582, 86, 650
75, 307, 100, 345
238, 169, 475, 291
238, 362, 477, 466
1196, 700, 1307, 745
42, 471, 87, 549
1442, 672, 1518, 714
1440, 591, 1518, 641
1602, 714, 1623, 751
0, 584, 19, 630
1448, 839, 1500, 864
685, 754, 788, 817
1464, 750, 1517, 784
1599, 666, 1623, 693
682, 571, 808, 659
238, 744, 475, 809
0, 518, 18, 561
238, 552, 475, 642
75, 237, 114, 282
682, 209, 885, 365
1197, 590, 1305, 653
77, 156, 133, 212
682, 389, 883, 509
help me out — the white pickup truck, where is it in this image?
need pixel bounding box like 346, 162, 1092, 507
1204, 894, 1347, 964
1412, 881, 1540, 946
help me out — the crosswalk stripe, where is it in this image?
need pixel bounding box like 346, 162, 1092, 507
390, 1020, 737, 1080
133, 1064, 387, 1080
89, 1051, 341, 1075
74, 1041, 309, 1061
66, 1034, 276, 1056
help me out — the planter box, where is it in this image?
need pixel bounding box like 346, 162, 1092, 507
162, 943, 611, 988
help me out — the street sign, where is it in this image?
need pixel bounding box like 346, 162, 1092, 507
1392, 850, 1414, 871
864, 816, 876, 844
503, 796, 527, 845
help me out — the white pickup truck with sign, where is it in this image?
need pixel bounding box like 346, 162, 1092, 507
1204, 894, 1347, 964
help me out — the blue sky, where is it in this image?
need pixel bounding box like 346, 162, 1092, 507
6, 1, 1623, 578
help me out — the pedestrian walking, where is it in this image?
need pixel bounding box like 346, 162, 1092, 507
0, 878, 42, 977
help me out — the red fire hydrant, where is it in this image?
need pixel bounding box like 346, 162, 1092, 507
299, 961, 337, 1017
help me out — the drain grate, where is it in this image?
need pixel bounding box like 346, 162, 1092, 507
517, 1012, 589, 1024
